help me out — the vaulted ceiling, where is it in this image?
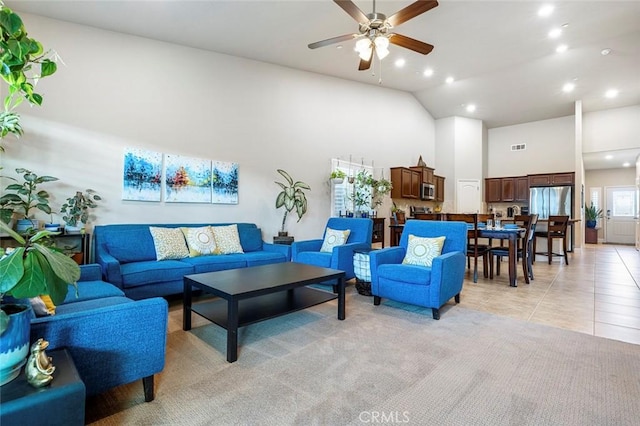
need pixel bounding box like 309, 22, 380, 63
8, 1, 640, 169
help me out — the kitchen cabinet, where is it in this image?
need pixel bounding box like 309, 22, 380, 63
528, 172, 574, 187
410, 166, 434, 184
515, 177, 529, 201
486, 178, 502, 203
390, 167, 420, 199
434, 175, 445, 202
501, 178, 515, 202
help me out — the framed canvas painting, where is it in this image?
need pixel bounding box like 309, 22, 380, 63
164, 154, 212, 203
212, 161, 239, 204
122, 147, 162, 201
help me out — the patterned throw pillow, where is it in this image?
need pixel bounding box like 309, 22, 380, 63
181, 226, 218, 257
212, 224, 244, 254
320, 228, 351, 253
149, 227, 189, 260
402, 235, 446, 267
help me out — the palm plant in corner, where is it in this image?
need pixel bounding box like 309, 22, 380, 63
274, 169, 310, 237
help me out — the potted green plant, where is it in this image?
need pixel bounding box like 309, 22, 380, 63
0, 4, 58, 150
60, 189, 101, 234
329, 169, 346, 184
0, 221, 80, 385
391, 202, 405, 224
0, 168, 58, 233
274, 169, 310, 236
585, 202, 603, 228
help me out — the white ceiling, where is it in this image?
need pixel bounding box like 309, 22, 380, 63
8, 0, 640, 170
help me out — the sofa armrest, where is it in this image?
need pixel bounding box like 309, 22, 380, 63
291, 239, 323, 260
79, 264, 102, 282
262, 242, 292, 260
369, 247, 406, 285
30, 297, 168, 396
429, 251, 466, 305
95, 244, 123, 287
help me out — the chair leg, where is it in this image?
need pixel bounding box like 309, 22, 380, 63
532, 237, 536, 264
496, 256, 501, 276
522, 254, 530, 284
455, 293, 460, 303
143, 375, 155, 402
489, 253, 494, 279
482, 254, 488, 278
431, 308, 440, 320
473, 257, 478, 283
373, 296, 381, 306
548, 237, 553, 264
563, 236, 569, 265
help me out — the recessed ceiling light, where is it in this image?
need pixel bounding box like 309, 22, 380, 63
623, 162, 631, 167
601, 48, 612, 56
556, 44, 568, 53
445, 76, 454, 84
605, 155, 614, 160
562, 83, 575, 92
394, 58, 406, 67
466, 104, 476, 113
423, 68, 434, 77
538, 5, 554, 17
605, 89, 618, 98
548, 28, 562, 38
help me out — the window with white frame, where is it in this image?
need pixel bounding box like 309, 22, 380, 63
330, 159, 374, 217
589, 187, 602, 226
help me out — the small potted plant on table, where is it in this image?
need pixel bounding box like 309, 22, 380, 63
60, 189, 101, 234
0, 168, 58, 233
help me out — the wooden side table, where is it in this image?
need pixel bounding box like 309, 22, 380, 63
0, 349, 86, 426
585, 227, 598, 244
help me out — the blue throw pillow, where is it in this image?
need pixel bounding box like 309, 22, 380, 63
240, 227, 263, 252
104, 228, 156, 263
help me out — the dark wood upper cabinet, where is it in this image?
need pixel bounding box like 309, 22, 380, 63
434, 175, 445, 202
501, 178, 515, 201
391, 167, 420, 199
410, 166, 434, 184
486, 178, 502, 203
515, 177, 529, 201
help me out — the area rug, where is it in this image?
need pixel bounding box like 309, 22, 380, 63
88, 292, 640, 425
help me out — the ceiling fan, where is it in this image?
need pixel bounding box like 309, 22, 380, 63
308, 0, 438, 71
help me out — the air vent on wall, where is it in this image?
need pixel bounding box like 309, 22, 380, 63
511, 143, 526, 151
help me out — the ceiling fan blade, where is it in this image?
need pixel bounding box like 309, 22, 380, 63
308, 33, 359, 49
387, 0, 439, 27
389, 33, 434, 55
334, 0, 369, 23
358, 49, 373, 71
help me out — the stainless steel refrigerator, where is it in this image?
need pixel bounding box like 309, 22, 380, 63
529, 185, 574, 249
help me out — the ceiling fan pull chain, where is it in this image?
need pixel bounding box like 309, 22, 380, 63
378, 56, 383, 85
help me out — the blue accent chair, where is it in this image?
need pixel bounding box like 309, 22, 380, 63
291, 217, 373, 282
369, 220, 468, 320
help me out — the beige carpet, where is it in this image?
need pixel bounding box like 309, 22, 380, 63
87, 289, 640, 425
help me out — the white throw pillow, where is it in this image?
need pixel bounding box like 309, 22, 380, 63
149, 227, 189, 260
402, 235, 446, 267
212, 224, 244, 254
181, 226, 218, 257
320, 228, 351, 253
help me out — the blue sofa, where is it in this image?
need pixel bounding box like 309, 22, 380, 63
369, 220, 468, 320
28, 264, 168, 400
94, 223, 290, 299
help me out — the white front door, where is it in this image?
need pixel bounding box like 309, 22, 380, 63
605, 186, 637, 245
457, 179, 481, 213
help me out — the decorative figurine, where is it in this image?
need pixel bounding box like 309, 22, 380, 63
25, 338, 56, 388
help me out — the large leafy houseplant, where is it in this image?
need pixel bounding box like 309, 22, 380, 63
274, 169, 310, 235
0, 168, 58, 224
0, 3, 58, 147
585, 202, 603, 228
0, 222, 80, 332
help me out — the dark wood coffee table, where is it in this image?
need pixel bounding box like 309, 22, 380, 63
183, 262, 346, 362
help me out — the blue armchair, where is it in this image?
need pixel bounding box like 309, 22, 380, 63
369, 220, 468, 320
291, 217, 373, 281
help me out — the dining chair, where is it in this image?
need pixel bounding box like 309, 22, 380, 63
489, 214, 538, 284
446, 213, 489, 283
533, 215, 570, 265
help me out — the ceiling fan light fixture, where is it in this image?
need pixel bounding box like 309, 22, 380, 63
374, 35, 390, 59
355, 38, 373, 60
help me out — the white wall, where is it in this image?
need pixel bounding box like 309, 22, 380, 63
583, 105, 640, 153
487, 115, 575, 177
0, 13, 436, 241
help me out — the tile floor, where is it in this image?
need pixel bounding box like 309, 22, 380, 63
455, 242, 640, 345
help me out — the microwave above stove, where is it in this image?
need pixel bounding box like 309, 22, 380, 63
421, 183, 435, 200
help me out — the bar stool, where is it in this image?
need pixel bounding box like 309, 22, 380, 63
533, 215, 569, 265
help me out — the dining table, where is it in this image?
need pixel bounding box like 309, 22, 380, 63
476, 226, 526, 287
